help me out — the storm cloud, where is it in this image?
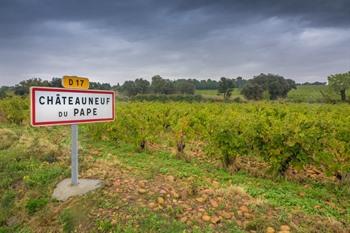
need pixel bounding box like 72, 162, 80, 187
0, 0, 349, 85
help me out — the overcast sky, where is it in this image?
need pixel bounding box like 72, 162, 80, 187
1, 0, 350, 85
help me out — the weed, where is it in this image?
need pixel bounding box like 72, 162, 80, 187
25, 198, 48, 215
59, 209, 75, 233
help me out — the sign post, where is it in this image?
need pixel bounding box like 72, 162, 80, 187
71, 124, 79, 186
30, 77, 115, 201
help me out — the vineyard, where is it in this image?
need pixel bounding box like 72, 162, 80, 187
86, 102, 350, 182
1, 97, 350, 232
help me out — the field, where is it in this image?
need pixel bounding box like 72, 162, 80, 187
196, 85, 340, 103
1, 98, 350, 233
195, 89, 242, 99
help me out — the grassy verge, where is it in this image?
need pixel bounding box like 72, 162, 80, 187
88, 140, 350, 222
0, 124, 349, 232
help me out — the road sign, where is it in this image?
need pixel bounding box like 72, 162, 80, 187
62, 76, 90, 89
30, 87, 115, 126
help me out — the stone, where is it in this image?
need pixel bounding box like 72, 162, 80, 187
210, 199, 219, 208
180, 216, 188, 223
212, 181, 220, 188
239, 205, 249, 213
266, 227, 275, 233
173, 192, 180, 199
52, 179, 103, 201
180, 190, 188, 199
111, 219, 117, 225
138, 188, 147, 194
210, 216, 220, 224
148, 202, 156, 208
219, 211, 232, 219
157, 197, 165, 205
202, 214, 211, 222
196, 197, 205, 203
6, 216, 18, 226
138, 181, 146, 188
166, 175, 175, 182
280, 225, 290, 231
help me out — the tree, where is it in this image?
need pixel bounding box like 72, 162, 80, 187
14, 78, 50, 96
241, 82, 264, 100
218, 77, 235, 100
49, 77, 63, 87
0, 86, 11, 99
151, 75, 175, 94
134, 78, 150, 94
328, 72, 350, 101
121, 81, 138, 96
235, 76, 247, 88
151, 75, 166, 94
174, 79, 195, 94
241, 73, 296, 100
90, 82, 111, 90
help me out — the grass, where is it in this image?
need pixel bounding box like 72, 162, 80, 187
195, 89, 219, 96
196, 85, 345, 103
91, 140, 350, 221
287, 85, 338, 103
0, 123, 349, 232
196, 89, 242, 99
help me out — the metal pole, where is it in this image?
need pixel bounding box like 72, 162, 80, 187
71, 124, 79, 185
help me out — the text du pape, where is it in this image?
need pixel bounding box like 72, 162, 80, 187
39, 94, 111, 117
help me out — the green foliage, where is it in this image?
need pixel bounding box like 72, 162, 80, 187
23, 166, 64, 188
241, 73, 296, 100
96, 219, 114, 232
328, 71, 350, 101
121, 76, 197, 96
59, 209, 75, 233
151, 75, 176, 94
120, 80, 138, 97
0, 191, 16, 224
1, 191, 16, 210
90, 102, 350, 181
0, 96, 28, 124
0, 86, 12, 99
25, 198, 48, 215
14, 78, 50, 96
0, 128, 18, 149
287, 85, 338, 103
130, 94, 203, 102
89, 82, 111, 90
241, 82, 264, 100
174, 79, 195, 94
218, 77, 235, 100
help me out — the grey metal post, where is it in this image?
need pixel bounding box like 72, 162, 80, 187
71, 124, 79, 185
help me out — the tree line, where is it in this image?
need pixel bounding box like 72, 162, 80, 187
0, 78, 114, 98
1, 71, 349, 101
119, 75, 249, 97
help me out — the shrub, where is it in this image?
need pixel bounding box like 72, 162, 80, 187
0, 128, 18, 150
0, 96, 29, 124
25, 198, 48, 215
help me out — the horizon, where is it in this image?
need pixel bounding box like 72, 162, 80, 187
1, 0, 350, 85
0, 75, 328, 88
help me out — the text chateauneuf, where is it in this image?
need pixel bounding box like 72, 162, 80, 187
39, 94, 111, 117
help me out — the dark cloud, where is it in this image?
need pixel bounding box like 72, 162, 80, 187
0, 0, 349, 85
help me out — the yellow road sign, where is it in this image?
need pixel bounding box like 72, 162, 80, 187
62, 76, 90, 89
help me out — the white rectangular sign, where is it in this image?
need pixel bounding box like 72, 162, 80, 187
30, 87, 115, 126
